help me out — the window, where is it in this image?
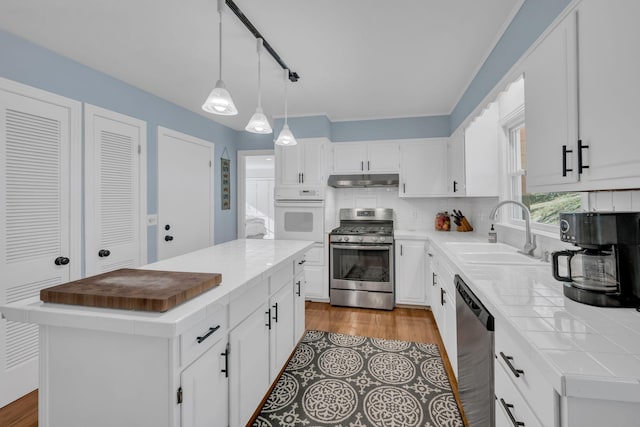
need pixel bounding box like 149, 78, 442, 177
506, 120, 581, 225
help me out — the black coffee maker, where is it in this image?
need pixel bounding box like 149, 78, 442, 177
552, 212, 640, 307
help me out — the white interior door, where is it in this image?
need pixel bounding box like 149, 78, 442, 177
0, 78, 81, 407
157, 127, 214, 261
84, 105, 147, 276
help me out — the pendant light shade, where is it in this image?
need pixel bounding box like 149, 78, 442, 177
275, 69, 297, 146
246, 38, 272, 134
202, 0, 238, 116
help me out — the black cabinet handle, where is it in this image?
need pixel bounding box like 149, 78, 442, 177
196, 325, 221, 344
432, 272, 437, 286
400, 245, 403, 256
403, 183, 406, 193
453, 180, 458, 192
361, 161, 364, 171
272, 303, 279, 323
54, 256, 70, 266
367, 160, 370, 170
165, 235, 174, 242
98, 249, 111, 258
500, 352, 524, 378
440, 288, 446, 306
298, 259, 306, 265
562, 145, 573, 176
296, 280, 301, 297
266, 309, 272, 330
220, 343, 229, 378
577, 139, 589, 174
301, 172, 304, 183
500, 398, 525, 426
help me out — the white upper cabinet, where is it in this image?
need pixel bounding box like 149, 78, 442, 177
331, 141, 399, 174
525, 0, 640, 192
276, 137, 326, 186
399, 139, 448, 197
575, 0, 640, 188
524, 10, 579, 191
464, 102, 500, 197
447, 129, 466, 196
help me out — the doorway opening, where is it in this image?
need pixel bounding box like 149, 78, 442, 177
238, 150, 275, 239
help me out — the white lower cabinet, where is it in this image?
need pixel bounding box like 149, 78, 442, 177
269, 281, 295, 381
395, 239, 427, 305
304, 242, 328, 301
228, 303, 270, 427
294, 266, 306, 342
180, 339, 229, 427
495, 362, 543, 427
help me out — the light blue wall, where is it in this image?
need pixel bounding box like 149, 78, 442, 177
331, 116, 450, 142
0, 28, 239, 265
450, 0, 572, 132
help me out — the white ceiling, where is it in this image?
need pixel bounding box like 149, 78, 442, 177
0, 0, 522, 131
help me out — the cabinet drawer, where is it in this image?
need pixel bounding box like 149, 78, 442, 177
180, 304, 228, 367
230, 278, 269, 328
495, 326, 556, 427
495, 361, 543, 427
304, 244, 324, 266
294, 254, 307, 276
271, 263, 293, 294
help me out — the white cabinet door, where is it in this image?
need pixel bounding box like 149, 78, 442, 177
0, 79, 81, 407
332, 143, 367, 173
84, 105, 146, 276
367, 142, 399, 173
399, 139, 448, 197
293, 271, 306, 343
300, 138, 325, 185
464, 102, 500, 196
180, 340, 228, 427
228, 305, 270, 427
395, 240, 427, 305
269, 282, 295, 381
447, 130, 465, 195
524, 11, 579, 191
304, 264, 326, 301
277, 138, 325, 186
576, 0, 640, 188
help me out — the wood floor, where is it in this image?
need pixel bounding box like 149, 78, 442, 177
0, 302, 465, 427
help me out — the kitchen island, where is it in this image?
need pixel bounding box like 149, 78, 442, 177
0, 238, 313, 427
396, 229, 640, 426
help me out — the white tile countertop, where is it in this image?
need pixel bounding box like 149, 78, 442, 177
0, 239, 313, 338
396, 229, 640, 402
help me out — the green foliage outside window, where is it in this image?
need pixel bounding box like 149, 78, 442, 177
522, 192, 582, 225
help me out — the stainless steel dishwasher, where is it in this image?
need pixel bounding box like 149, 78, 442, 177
455, 274, 495, 427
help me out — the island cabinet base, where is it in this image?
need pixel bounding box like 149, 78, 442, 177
38, 326, 179, 427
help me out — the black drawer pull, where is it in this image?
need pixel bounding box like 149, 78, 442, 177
500, 398, 525, 426
298, 259, 306, 265
272, 303, 279, 323
296, 280, 301, 296
500, 352, 524, 378
196, 325, 221, 344
266, 309, 272, 330
432, 272, 437, 286
440, 288, 446, 306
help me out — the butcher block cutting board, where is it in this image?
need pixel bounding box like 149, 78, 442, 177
40, 268, 222, 312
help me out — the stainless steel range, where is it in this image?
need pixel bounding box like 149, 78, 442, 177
329, 208, 394, 310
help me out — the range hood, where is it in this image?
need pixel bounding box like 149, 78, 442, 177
327, 174, 399, 188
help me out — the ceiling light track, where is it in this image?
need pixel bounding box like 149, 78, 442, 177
225, 0, 300, 83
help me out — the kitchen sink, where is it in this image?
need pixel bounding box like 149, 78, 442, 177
444, 242, 517, 253
455, 251, 543, 265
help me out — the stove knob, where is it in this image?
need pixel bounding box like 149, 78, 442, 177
342, 236, 349, 242
378, 236, 385, 243
358, 236, 364, 242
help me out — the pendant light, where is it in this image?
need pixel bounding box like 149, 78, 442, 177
202, 0, 238, 116
275, 69, 297, 146
245, 38, 272, 134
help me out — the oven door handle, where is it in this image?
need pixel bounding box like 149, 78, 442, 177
331, 244, 392, 251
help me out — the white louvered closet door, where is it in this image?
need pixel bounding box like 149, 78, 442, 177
0, 78, 81, 407
84, 105, 146, 277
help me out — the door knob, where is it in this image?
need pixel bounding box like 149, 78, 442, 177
165, 235, 174, 242
98, 249, 111, 258
54, 257, 70, 266
165, 224, 171, 231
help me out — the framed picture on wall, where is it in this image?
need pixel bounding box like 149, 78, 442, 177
221, 150, 231, 210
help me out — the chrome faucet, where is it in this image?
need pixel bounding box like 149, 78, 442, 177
489, 200, 537, 256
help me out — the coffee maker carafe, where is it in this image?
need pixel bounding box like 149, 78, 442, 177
552, 212, 640, 307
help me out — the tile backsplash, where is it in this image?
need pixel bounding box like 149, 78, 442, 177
587, 190, 640, 211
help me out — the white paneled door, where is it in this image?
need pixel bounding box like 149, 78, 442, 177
157, 127, 214, 261
84, 105, 147, 276
0, 78, 81, 407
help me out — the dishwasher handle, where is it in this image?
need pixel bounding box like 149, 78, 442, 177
455, 275, 494, 331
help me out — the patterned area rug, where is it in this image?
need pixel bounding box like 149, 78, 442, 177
253, 330, 464, 427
